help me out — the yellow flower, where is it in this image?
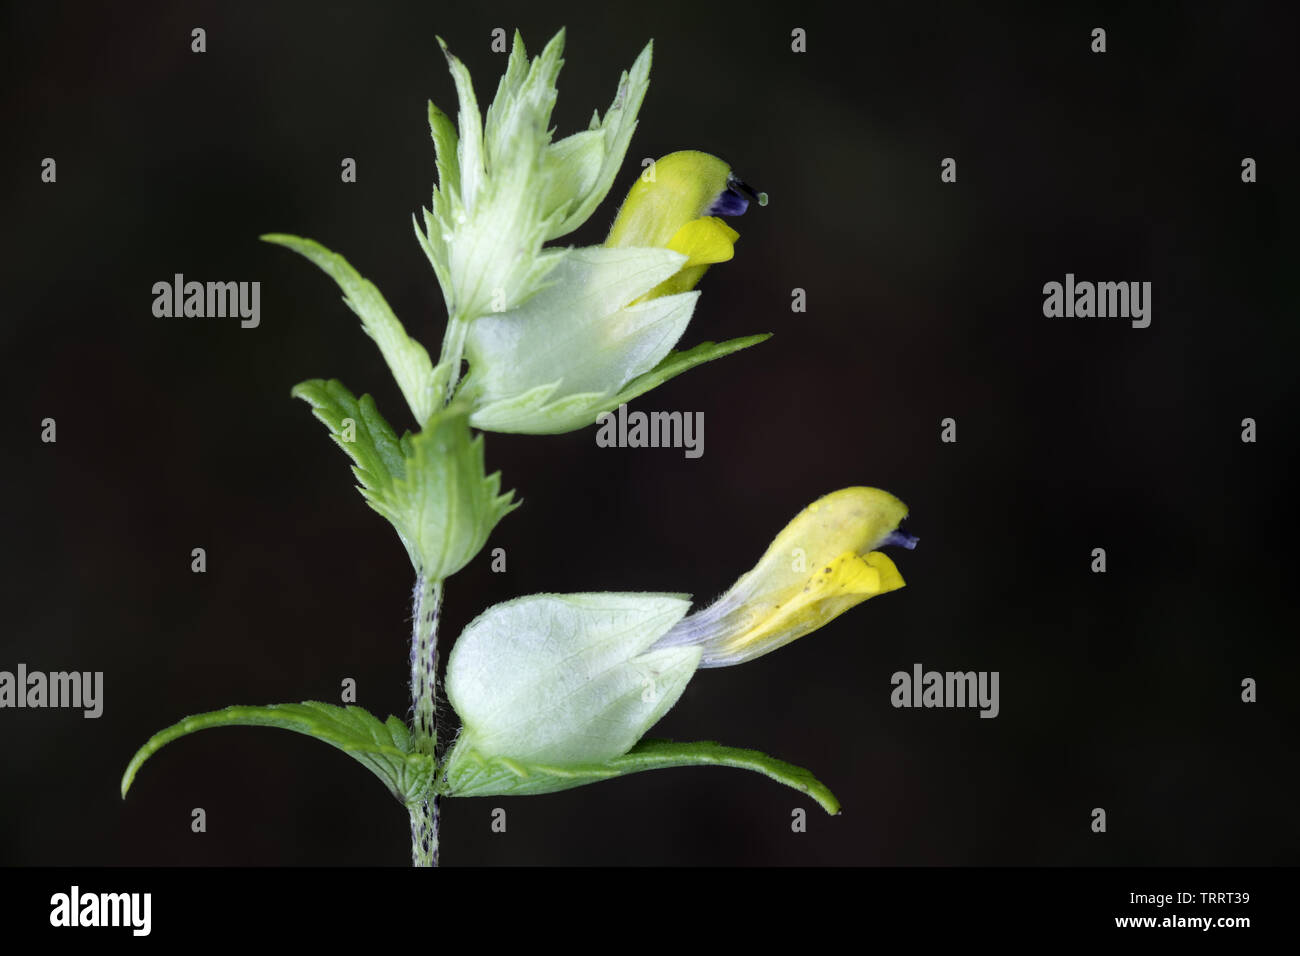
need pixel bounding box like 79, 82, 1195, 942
460, 148, 771, 435
652, 488, 916, 666
604, 150, 766, 300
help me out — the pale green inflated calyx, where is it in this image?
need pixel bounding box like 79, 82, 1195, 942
444, 592, 700, 766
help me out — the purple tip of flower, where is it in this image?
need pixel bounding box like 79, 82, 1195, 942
708, 173, 769, 217
708, 186, 750, 217
882, 529, 919, 550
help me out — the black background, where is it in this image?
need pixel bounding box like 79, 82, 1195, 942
3, 0, 1296, 866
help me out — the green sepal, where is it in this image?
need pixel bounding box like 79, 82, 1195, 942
262, 233, 438, 424
439, 736, 840, 814
121, 703, 436, 807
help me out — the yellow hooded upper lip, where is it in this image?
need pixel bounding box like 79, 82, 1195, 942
652, 488, 915, 667
603, 150, 757, 301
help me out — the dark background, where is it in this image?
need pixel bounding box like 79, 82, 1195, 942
3, 0, 1295, 866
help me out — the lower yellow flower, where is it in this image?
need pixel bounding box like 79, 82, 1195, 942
653, 487, 917, 666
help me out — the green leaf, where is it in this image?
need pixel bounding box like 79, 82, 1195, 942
291, 378, 404, 502
386, 401, 519, 579
440, 737, 840, 814
121, 703, 436, 807
548, 40, 652, 239
539, 129, 605, 226
436, 35, 485, 209
612, 333, 772, 408
292, 380, 517, 576
262, 234, 438, 424
421, 32, 574, 324
291, 378, 419, 561
482, 29, 563, 175
427, 100, 460, 202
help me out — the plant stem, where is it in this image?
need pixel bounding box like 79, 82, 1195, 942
409, 308, 467, 867
439, 314, 470, 402
409, 573, 443, 866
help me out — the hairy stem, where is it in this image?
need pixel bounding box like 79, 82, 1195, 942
409, 306, 471, 866
409, 573, 443, 866
409, 797, 440, 868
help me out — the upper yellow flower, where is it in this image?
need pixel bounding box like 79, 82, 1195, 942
652, 488, 916, 666
605, 150, 766, 300
459, 148, 771, 434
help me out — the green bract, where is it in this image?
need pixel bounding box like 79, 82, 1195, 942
379, 404, 517, 580
262, 234, 445, 424
415, 30, 652, 323
291, 380, 517, 579
442, 738, 841, 814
